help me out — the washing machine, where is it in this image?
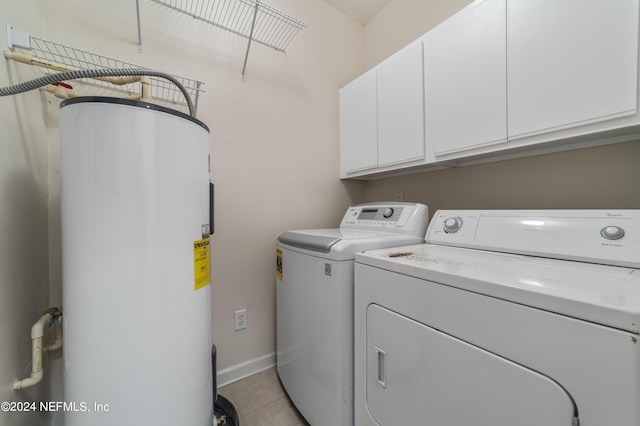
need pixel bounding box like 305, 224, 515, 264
354, 209, 640, 426
276, 202, 429, 426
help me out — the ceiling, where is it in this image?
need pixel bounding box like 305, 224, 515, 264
321, 0, 392, 24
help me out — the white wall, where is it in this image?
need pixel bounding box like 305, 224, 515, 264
1, 1, 367, 415
364, 0, 473, 68
197, 0, 367, 372
0, 1, 53, 425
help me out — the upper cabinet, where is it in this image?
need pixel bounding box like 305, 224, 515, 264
507, 0, 639, 139
423, 0, 507, 156
377, 41, 425, 167
340, 40, 425, 178
340, 0, 640, 179
339, 68, 378, 174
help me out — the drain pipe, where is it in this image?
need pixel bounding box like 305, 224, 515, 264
44, 313, 63, 353
13, 308, 62, 390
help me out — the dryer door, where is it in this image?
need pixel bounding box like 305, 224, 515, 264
366, 305, 578, 425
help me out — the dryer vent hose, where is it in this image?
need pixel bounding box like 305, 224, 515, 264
0, 68, 195, 116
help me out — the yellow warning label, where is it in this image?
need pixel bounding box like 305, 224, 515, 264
194, 237, 211, 290
276, 248, 283, 281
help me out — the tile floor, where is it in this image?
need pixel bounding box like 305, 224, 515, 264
218, 367, 309, 426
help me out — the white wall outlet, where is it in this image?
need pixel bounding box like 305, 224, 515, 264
234, 309, 247, 331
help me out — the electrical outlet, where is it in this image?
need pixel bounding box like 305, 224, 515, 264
234, 309, 247, 331
394, 192, 404, 202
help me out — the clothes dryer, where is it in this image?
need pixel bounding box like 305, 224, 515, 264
355, 210, 640, 426
277, 203, 429, 426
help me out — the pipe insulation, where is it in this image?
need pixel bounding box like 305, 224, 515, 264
0, 68, 195, 116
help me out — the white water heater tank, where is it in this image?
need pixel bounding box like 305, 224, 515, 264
60, 97, 212, 426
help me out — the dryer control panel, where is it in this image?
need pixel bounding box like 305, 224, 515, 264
427, 210, 640, 269
341, 203, 429, 237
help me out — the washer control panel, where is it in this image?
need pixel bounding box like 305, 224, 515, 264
427, 210, 640, 269
355, 206, 403, 222
443, 216, 463, 233
341, 203, 429, 237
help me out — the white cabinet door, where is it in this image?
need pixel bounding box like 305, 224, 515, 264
424, 0, 507, 156
377, 40, 425, 167
339, 68, 378, 174
507, 0, 639, 138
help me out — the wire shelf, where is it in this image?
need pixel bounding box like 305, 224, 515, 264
149, 0, 305, 52
7, 29, 203, 115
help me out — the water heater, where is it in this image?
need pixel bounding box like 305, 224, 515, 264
59, 97, 212, 425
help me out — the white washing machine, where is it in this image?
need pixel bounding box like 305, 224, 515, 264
355, 210, 640, 426
276, 203, 429, 426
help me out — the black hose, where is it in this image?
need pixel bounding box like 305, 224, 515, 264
0, 68, 195, 116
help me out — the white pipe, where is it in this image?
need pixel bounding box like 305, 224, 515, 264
4, 51, 142, 85
44, 319, 63, 352
122, 76, 153, 102
140, 75, 151, 100
43, 84, 78, 99
13, 311, 61, 390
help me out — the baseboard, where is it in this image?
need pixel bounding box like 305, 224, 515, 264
216, 352, 276, 388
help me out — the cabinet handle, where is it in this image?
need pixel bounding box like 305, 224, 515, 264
375, 346, 386, 388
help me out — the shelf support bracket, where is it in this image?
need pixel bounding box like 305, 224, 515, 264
241, 0, 260, 81
135, 0, 144, 53
194, 81, 202, 115
6, 24, 31, 51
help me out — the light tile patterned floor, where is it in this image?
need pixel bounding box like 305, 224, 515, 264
218, 367, 309, 426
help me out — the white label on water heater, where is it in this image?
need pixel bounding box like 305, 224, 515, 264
202, 224, 210, 239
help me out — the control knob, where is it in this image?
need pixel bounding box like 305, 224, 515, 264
601, 226, 625, 240
443, 217, 462, 233
383, 208, 394, 218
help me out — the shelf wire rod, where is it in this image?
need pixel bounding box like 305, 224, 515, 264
279, 22, 295, 48
237, 2, 254, 35
195, 0, 203, 19
271, 14, 288, 46
194, 81, 201, 113
269, 19, 288, 49
211, 0, 224, 25
154, 0, 252, 47
241, 0, 259, 81
136, 0, 144, 52
226, 1, 240, 30
204, 0, 214, 22
260, 11, 280, 47
279, 17, 297, 48
149, 0, 303, 52
220, 0, 237, 28
234, 1, 251, 31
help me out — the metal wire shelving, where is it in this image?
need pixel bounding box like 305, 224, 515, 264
138, 0, 305, 79
149, 0, 305, 52
5, 25, 204, 115
4, 0, 304, 108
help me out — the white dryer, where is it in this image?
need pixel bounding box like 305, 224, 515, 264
276, 203, 429, 426
355, 210, 640, 426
